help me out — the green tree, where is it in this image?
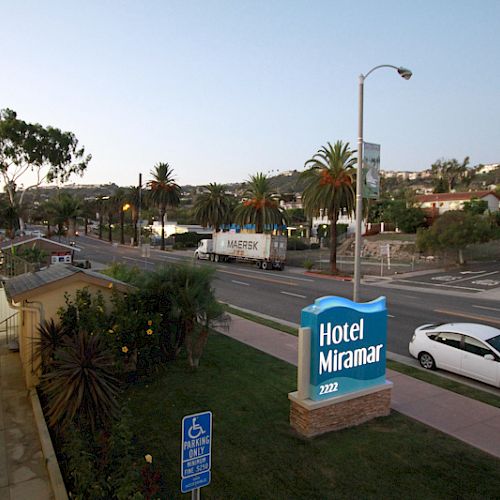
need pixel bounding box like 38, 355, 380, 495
431, 157, 470, 193
0, 109, 91, 229
46, 192, 81, 237
148, 162, 181, 250
416, 210, 494, 264
301, 141, 356, 273
126, 186, 142, 245
113, 188, 128, 245
463, 198, 488, 216
234, 173, 287, 233
193, 183, 233, 232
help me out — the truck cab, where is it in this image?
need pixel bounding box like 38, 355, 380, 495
194, 239, 213, 260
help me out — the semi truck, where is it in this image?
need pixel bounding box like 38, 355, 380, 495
194, 233, 287, 270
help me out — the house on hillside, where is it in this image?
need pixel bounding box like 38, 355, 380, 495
415, 191, 499, 216
1, 264, 133, 387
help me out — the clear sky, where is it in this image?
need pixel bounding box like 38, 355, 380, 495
2, 0, 499, 188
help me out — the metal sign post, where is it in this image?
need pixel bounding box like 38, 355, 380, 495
181, 411, 212, 496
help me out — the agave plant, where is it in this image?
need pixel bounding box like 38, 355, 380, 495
41, 331, 121, 430
32, 319, 68, 373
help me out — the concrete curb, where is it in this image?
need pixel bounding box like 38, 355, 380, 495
29, 389, 68, 500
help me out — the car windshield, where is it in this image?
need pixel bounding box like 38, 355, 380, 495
486, 335, 500, 352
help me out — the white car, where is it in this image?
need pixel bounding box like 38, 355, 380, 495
409, 322, 500, 387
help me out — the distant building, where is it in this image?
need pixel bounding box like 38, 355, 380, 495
415, 191, 499, 215
477, 164, 499, 175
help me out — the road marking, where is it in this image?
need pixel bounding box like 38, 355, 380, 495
388, 314, 395, 318
217, 269, 298, 286
473, 305, 500, 313
231, 280, 249, 286
444, 270, 498, 284
217, 266, 315, 283
434, 309, 500, 326
395, 279, 484, 292
460, 270, 485, 275
280, 291, 307, 299
399, 294, 418, 300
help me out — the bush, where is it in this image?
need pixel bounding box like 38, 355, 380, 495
310, 243, 320, 250
174, 231, 208, 248
287, 238, 309, 251
303, 258, 314, 271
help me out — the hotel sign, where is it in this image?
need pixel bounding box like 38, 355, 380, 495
301, 296, 387, 401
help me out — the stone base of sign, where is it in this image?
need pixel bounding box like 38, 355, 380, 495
288, 381, 393, 438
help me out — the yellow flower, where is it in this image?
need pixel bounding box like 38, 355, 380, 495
108, 283, 113, 289
147, 320, 153, 326
122, 346, 129, 354
144, 454, 153, 464
108, 329, 114, 334
113, 324, 118, 330
146, 329, 153, 336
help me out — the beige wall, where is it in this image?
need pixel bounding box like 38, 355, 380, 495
19, 280, 117, 388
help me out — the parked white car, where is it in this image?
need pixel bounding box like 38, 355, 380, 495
409, 322, 500, 387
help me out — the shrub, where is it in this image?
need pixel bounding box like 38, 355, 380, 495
174, 231, 207, 248
310, 243, 320, 250
41, 331, 121, 431
303, 258, 314, 271
287, 238, 309, 251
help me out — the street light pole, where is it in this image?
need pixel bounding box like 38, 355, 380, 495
353, 65, 412, 302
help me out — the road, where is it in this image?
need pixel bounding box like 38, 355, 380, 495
73, 235, 500, 359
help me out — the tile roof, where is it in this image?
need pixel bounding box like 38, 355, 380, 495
0, 236, 81, 252
3, 264, 132, 302
415, 191, 498, 203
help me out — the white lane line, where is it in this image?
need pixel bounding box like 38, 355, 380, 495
236, 268, 315, 283
280, 291, 307, 299
473, 305, 500, 313
231, 280, 249, 286
396, 279, 484, 292
399, 294, 418, 300
152, 253, 184, 261
444, 270, 498, 284
388, 314, 395, 318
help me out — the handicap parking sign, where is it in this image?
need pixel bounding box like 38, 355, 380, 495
181, 411, 212, 493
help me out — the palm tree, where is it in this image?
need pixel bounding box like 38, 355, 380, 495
301, 141, 356, 274
126, 186, 141, 245
193, 183, 233, 232
148, 162, 181, 250
234, 173, 287, 233
46, 192, 81, 238
79, 198, 96, 236
113, 188, 128, 244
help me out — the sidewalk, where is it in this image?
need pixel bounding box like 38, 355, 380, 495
222, 313, 500, 459
0, 346, 53, 500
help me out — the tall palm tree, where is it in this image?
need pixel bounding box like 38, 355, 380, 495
79, 198, 96, 236
148, 162, 181, 250
46, 192, 81, 238
126, 186, 141, 245
234, 173, 287, 233
193, 183, 233, 232
301, 141, 356, 274
113, 188, 128, 244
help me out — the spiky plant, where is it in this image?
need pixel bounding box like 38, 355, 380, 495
32, 319, 68, 373
41, 331, 121, 431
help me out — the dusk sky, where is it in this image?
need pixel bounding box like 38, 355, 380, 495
2, 0, 499, 188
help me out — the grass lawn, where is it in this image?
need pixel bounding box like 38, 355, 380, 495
126, 332, 500, 499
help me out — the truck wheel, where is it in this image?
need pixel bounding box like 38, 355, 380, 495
214, 254, 220, 262
279, 263, 285, 271
261, 261, 269, 270
210, 254, 215, 262
256, 261, 262, 269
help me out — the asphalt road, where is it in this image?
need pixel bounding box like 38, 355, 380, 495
74, 235, 500, 361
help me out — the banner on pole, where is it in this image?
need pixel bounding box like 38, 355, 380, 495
363, 142, 381, 199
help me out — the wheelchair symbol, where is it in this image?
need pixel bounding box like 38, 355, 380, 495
188, 417, 205, 439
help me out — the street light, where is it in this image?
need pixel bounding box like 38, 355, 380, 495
353, 65, 412, 302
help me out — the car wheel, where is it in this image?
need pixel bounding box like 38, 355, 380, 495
418, 352, 436, 370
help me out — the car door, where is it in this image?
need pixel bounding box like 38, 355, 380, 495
461, 335, 499, 385
431, 332, 463, 373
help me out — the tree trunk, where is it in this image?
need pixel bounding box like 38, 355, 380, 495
160, 207, 165, 251
329, 214, 338, 274
108, 215, 113, 243
120, 210, 125, 245
84, 217, 88, 236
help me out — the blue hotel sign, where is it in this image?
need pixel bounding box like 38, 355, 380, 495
301, 296, 387, 401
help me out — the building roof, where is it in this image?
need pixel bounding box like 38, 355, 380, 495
3, 264, 132, 303
415, 191, 499, 203
0, 236, 81, 252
